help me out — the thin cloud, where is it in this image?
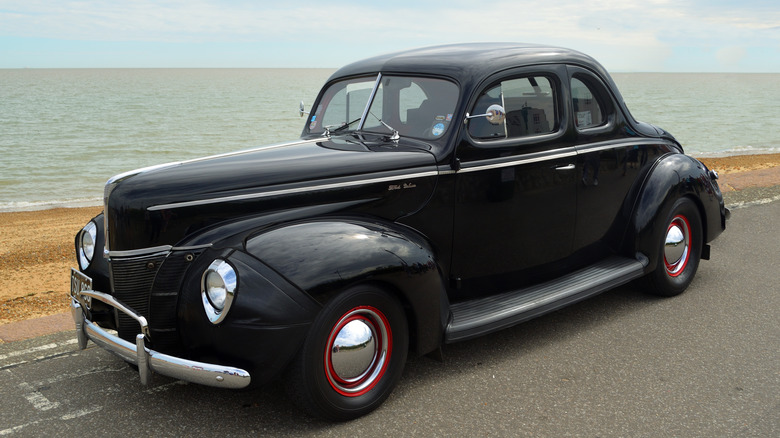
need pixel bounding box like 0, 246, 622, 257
0, 0, 777, 71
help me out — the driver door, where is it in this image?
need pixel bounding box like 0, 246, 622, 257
451, 67, 577, 295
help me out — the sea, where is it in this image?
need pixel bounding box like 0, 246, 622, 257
1, 69, 778, 212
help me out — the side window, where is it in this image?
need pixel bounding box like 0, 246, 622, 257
469, 76, 556, 140
571, 77, 605, 128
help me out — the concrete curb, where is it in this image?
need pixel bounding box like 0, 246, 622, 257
0, 312, 73, 343
719, 167, 780, 192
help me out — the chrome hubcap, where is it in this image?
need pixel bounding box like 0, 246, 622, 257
331, 319, 377, 380
664, 215, 690, 277
325, 306, 392, 397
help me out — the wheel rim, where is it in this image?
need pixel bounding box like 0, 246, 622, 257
664, 214, 691, 277
324, 306, 392, 397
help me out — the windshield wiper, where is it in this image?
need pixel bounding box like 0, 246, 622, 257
377, 119, 400, 141
330, 117, 363, 134
360, 111, 399, 141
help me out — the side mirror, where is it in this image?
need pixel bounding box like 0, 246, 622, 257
299, 101, 309, 118
464, 104, 506, 125
484, 104, 506, 125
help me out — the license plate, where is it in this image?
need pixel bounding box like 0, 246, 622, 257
70, 268, 93, 297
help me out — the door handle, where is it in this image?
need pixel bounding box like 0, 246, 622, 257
554, 164, 576, 171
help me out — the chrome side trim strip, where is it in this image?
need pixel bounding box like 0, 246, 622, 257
102, 139, 321, 255
172, 244, 213, 251
106, 138, 321, 186
456, 138, 664, 175
574, 138, 663, 154
148, 169, 439, 212
458, 149, 577, 174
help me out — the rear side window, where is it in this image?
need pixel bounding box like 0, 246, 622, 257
469, 76, 556, 140
571, 77, 606, 129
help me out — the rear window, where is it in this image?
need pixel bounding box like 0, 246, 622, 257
571, 77, 606, 129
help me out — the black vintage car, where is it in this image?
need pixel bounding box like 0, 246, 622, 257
71, 43, 728, 420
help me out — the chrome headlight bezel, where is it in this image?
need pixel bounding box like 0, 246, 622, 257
201, 259, 237, 324
77, 221, 98, 270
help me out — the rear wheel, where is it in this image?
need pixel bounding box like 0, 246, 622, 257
286, 285, 408, 421
643, 197, 703, 296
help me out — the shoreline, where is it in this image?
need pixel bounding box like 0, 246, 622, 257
2, 153, 779, 340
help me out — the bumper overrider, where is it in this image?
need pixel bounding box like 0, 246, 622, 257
70, 268, 251, 389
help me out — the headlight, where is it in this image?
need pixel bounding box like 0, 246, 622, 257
77, 221, 98, 270
201, 259, 237, 324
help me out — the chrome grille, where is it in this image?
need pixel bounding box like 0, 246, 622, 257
148, 249, 204, 353
110, 252, 167, 342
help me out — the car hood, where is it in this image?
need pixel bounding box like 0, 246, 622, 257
105, 135, 439, 251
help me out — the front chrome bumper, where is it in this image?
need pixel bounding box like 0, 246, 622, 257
70, 269, 251, 389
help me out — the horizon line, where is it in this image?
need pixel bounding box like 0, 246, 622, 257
2, 67, 778, 74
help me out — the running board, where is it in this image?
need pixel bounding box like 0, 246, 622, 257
445, 255, 647, 343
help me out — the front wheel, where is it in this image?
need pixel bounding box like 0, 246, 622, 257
643, 197, 703, 296
286, 285, 408, 421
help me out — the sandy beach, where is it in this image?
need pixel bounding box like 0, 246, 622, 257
2, 153, 779, 327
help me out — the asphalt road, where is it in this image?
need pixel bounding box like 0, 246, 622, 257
1, 201, 778, 437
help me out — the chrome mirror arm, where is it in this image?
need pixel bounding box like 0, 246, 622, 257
463, 104, 506, 126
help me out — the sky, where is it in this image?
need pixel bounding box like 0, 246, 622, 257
0, 0, 778, 72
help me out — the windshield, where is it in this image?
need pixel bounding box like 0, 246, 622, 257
307, 75, 459, 140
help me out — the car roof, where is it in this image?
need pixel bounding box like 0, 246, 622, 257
328, 43, 609, 86
324, 43, 658, 141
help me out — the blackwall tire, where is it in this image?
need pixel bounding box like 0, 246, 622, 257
286, 285, 408, 421
643, 197, 703, 297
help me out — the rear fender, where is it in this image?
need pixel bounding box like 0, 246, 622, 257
245, 219, 448, 355
629, 153, 725, 270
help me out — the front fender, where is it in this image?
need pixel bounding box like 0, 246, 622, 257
630, 153, 726, 270
245, 219, 447, 355
176, 248, 320, 386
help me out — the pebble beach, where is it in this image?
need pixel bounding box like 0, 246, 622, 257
2, 153, 779, 330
